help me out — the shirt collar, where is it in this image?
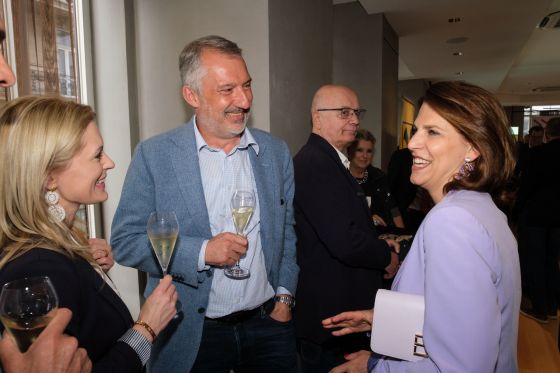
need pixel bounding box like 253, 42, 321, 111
332, 145, 350, 169
193, 115, 259, 155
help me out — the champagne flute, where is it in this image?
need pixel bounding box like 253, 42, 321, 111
0, 276, 59, 352
224, 189, 255, 279
147, 211, 182, 317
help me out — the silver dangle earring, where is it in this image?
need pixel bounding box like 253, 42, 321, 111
45, 188, 66, 223
455, 157, 475, 180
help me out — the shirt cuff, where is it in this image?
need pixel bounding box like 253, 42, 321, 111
276, 286, 292, 296
198, 240, 210, 271
118, 328, 151, 366
367, 352, 382, 372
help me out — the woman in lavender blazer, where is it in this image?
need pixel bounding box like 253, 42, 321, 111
323, 81, 520, 372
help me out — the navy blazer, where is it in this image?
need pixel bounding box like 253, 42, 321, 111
293, 133, 392, 344
0, 249, 141, 373
111, 118, 299, 372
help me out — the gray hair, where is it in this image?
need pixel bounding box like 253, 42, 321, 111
178, 35, 242, 94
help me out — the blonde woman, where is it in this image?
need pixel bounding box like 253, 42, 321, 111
0, 96, 177, 372
347, 129, 405, 232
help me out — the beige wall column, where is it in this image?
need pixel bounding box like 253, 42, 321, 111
333, 2, 398, 170
268, 0, 334, 154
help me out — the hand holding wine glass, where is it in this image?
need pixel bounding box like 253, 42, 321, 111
135, 275, 178, 341
147, 211, 181, 317
0, 308, 92, 373
0, 276, 59, 353
224, 189, 255, 279
147, 211, 179, 276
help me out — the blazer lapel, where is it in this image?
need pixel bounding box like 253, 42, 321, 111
248, 138, 274, 270
309, 134, 371, 218
169, 121, 212, 237
87, 265, 133, 326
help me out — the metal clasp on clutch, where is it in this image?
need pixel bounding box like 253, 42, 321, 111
413, 333, 429, 358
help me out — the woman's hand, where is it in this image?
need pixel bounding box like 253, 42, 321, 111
88, 238, 114, 273
136, 275, 178, 341
372, 214, 387, 227
322, 309, 373, 336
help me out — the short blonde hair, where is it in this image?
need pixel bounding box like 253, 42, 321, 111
0, 96, 96, 268
347, 128, 376, 161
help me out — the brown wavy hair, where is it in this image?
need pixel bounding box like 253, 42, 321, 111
423, 81, 516, 196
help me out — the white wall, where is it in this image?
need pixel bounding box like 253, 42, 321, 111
90, 0, 140, 318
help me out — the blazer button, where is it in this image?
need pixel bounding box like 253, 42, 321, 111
197, 307, 206, 314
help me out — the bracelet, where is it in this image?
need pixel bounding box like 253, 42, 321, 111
134, 320, 156, 341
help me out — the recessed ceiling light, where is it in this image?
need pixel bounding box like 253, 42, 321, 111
446, 37, 469, 44
453, 52, 463, 56
532, 86, 560, 92
537, 11, 560, 29
448, 17, 462, 23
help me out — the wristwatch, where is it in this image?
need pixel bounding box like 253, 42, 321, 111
274, 294, 296, 308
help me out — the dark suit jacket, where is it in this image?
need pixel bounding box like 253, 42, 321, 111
293, 134, 392, 344
517, 138, 560, 227
0, 249, 142, 373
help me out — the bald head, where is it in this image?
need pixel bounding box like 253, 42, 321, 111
311, 85, 358, 113
310, 85, 361, 150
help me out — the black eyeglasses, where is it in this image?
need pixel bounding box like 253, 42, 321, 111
316, 108, 367, 120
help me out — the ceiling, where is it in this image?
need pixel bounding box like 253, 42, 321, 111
336, 0, 560, 106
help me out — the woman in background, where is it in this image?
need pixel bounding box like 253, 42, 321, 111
324, 81, 520, 372
0, 96, 177, 372
347, 129, 404, 232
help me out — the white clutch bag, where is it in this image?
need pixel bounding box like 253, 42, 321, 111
370, 289, 428, 362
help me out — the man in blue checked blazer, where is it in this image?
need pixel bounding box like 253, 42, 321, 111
111, 35, 299, 373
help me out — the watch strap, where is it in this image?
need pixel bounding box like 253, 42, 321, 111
274, 294, 296, 308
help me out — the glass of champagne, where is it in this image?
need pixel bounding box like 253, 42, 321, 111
147, 211, 181, 317
0, 276, 59, 352
224, 189, 255, 279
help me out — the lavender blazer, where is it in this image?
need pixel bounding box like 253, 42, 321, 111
374, 190, 521, 372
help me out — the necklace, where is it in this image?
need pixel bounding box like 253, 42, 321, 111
356, 169, 368, 184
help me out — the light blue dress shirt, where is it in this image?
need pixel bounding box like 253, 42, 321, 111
193, 119, 287, 317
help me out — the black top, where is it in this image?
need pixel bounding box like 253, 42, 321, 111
355, 165, 399, 227
293, 134, 391, 344
0, 248, 143, 373
387, 148, 417, 216
516, 138, 560, 227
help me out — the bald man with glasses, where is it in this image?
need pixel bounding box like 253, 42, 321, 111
293, 84, 399, 372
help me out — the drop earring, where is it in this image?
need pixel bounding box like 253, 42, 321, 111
45, 188, 66, 223
455, 157, 475, 180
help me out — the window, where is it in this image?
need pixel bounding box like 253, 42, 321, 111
2, 0, 95, 235
6, 0, 80, 100
523, 105, 560, 134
